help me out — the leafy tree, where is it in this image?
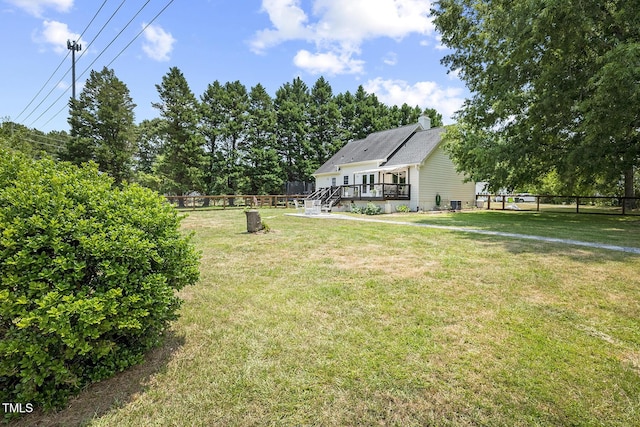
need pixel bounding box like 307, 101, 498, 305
335, 91, 358, 143
309, 77, 342, 169
131, 118, 166, 192
244, 83, 283, 194
353, 85, 383, 139
432, 0, 639, 197
134, 118, 166, 175
66, 67, 136, 184
274, 77, 312, 183
217, 81, 249, 194
199, 80, 249, 199
200, 80, 226, 195
153, 67, 205, 205
1, 119, 69, 159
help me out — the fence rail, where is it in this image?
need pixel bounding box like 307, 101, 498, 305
476, 194, 640, 216
166, 195, 307, 209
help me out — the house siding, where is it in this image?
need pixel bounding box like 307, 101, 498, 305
418, 146, 476, 211
314, 161, 381, 194
315, 174, 338, 189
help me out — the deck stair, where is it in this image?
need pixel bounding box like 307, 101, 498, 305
305, 186, 342, 213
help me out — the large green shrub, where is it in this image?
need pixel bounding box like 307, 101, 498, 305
0, 149, 200, 413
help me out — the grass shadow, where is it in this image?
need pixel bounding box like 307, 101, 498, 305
401, 210, 640, 252
455, 230, 639, 263
7, 330, 186, 427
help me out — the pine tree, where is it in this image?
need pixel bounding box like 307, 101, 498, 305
244, 84, 283, 194
274, 77, 311, 183
335, 91, 357, 143
309, 77, 342, 169
200, 80, 227, 195
153, 67, 205, 205
66, 66, 136, 184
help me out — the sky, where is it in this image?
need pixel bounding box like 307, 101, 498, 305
0, 0, 469, 134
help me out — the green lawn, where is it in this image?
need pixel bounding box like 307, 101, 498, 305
382, 209, 640, 249
13, 209, 640, 426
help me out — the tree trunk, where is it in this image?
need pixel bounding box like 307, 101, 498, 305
624, 167, 636, 210
245, 210, 263, 233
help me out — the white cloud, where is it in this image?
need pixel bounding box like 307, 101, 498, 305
142, 23, 175, 62
33, 20, 83, 54
363, 77, 465, 124
6, 0, 72, 17
251, 0, 435, 75
448, 68, 462, 81
293, 50, 364, 75
434, 34, 447, 50
311, 0, 434, 44
383, 52, 397, 66
251, 0, 312, 52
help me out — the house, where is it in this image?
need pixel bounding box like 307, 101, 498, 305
311, 116, 476, 212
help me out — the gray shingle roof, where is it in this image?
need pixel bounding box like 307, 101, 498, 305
383, 127, 445, 167
314, 123, 419, 175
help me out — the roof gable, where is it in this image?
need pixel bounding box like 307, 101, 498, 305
314, 123, 419, 174
383, 127, 445, 167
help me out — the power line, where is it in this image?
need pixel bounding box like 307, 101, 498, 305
22, 0, 128, 125
27, 85, 72, 128
29, 132, 70, 145
40, 103, 71, 130
106, 0, 176, 68
14, 52, 70, 122
77, 0, 153, 80
73, 0, 129, 65
15, 0, 110, 122
23, 138, 66, 150
29, 0, 152, 128
30, 0, 177, 129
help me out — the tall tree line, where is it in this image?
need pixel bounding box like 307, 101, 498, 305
145, 67, 442, 196
56, 66, 442, 196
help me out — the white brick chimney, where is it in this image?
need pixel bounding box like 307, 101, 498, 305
418, 115, 431, 130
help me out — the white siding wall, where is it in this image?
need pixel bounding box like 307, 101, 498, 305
418, 146, 476, 211
315, 174, 337, 189
315, 161, 381, 189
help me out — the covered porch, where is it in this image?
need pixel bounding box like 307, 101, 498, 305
341, 166, 410, 200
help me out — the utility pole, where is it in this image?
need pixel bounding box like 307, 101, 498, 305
67, 40, 81, 100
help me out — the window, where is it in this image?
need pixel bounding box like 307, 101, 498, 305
331, 177, 336, 187
392, 172, 407, 184
343, 175, 349, 185
369, 174, 375, 190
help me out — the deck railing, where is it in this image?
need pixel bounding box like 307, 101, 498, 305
340, 183, 410, 200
